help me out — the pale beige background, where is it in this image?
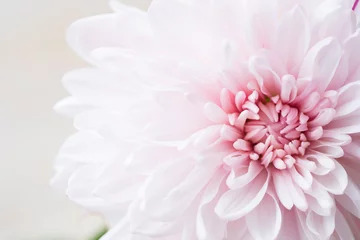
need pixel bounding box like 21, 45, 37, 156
0, 0, 151, 239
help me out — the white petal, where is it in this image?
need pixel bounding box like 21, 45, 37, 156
225, 218, 248, 240
139, 159, 193, 219
277, 209, 305, 240
320, 130, 352, 146
305, 181, 335, 209
204, 102, 228, 123
316, 7, 356, 44
273, 5, 310, 73
226, 161, 263, 189
215, 170, 269, 220
326, 113, 360, 134
335, 209, 355, 240
308, 108, 336, 127
307, 195, 332, 216
93, 166, 142, 204
295, 210, 320, 240
143, 159, 220, 221
306, 151, 336, 170
344, 30, 360, 84
273, 171, 294, 210
125, 145, 178, 174
192, 125, 222, 149
314, 160, 348, 195
246, 194, 282, 240
336, 178, 360, 218
290, 164, 313, 190
298, 37, 341, 93
54, 96, 92, 117
128, 200, 181, 237
196, 172, 227, 240
306, 209, 336, 238
248, 56, 281, 96
335, 82, 360, 118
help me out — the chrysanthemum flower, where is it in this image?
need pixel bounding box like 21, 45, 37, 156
53, 0, 360, 239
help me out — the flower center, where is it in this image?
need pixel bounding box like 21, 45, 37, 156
228, 90, 311, 170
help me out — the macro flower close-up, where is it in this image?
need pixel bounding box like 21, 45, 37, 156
53, 0, 360, 239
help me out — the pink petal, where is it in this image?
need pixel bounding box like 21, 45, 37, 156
223, 152, 249, 168
220, 88, 236, 113
220, 125, 242, 142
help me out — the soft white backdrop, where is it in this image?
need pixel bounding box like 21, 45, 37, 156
0, 0, 151, 239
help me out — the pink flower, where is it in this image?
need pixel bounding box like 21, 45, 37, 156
53, 0, 360, 239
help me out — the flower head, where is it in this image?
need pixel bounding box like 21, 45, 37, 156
53, 0, 360, 239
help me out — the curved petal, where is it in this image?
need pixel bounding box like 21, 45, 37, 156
273, 171, 294, 210
319, 130, 352, 146
298, 37, 341, 93
335, 209, 355, 240
67, 9, 151, 65
141, 158, 221, 221
196, 172, 227, 240
307, 195, 333, 217
246, 194, 282, 240
274, 170, 308, 211
290, 164, 313, 190
336, 178, 360, 218
314, 160, 348, 195
204, 102, 229, 123
248, 56, 281, 96
305, 181, 335, 210
306, 209, 336, 238
335, 82, 360, 118
215, 170, 269, 220
325, 112, 360, 134
273, 5, 310, 74
224, 218, 248, 240
226, 161, 263, 189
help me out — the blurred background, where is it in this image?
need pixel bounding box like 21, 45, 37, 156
0, 0, 151, 239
